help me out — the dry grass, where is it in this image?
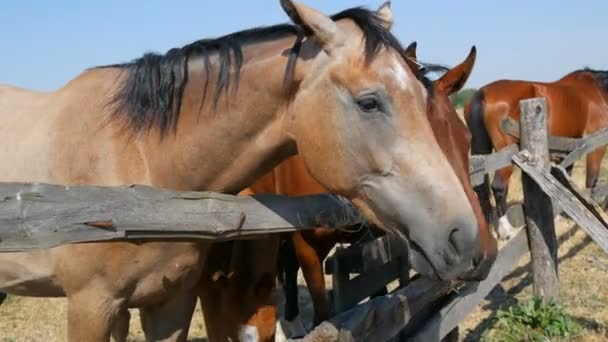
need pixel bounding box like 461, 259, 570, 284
460, 161, 608, 341
2, 155, 608, 341
0, 297, 207, 341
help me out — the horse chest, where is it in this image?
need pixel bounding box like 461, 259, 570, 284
125, 242, 208, 306
42, 242, 208, 307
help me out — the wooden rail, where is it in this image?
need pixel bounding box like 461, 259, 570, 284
0, 183, 363, 252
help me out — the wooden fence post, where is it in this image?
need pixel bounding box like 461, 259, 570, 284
519, 97, 559, 300
330, 246, 349, 315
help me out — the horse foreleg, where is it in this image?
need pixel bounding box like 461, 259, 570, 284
473, 174, 494, 227
586, 146, 606, 189
493, 166, 516, 240
111, 308, 130, 342
67, 289, 121, 342
200, 239, 281, 342
280, 237, 300, 321
139, 290, 198, 342
292, 232, 331, 326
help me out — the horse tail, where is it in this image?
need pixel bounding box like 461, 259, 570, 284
466, 90, 492, 155
465, 90, 494, 223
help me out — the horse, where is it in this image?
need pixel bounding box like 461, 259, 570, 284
465, 68, 608, 239
0, 1, 495, 341
198, 41, 499, 341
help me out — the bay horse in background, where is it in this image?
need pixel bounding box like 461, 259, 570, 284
0, 1, 496, 341
465, 68, 608, 239
233, 42, 498, 335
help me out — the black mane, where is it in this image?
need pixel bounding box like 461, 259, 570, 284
103, 7, 407, 138
572, 68, 608, 92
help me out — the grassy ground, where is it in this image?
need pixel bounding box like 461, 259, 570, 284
460, 161, 608, 341
2, 144, 608, 340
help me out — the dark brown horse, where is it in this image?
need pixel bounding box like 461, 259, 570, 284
234, 42, 498, 336
465, 69, 608, 238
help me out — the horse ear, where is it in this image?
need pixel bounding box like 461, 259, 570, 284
280, 0, 346, 54
404, 41, 420, 75
435, 46, 476, 95
376, 1, 393, 30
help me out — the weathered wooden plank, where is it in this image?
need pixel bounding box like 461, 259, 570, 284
499, 116, 582, 153
470, 144, 518, 187
361, 236, 408, 273
407, 229, 529, 341
560, 128, 608, 169
513, 159, 608, 254
326, 235, 409, 315
325, 235, 408, 275
328, 258, 403, 313
549, 136, 582, 154
0, 183, 364, 252
297, 277, 453, 342
552, 167, 608, 226
518, 97, 560, 301
504, 200, 565, 231
330, 251, 351, 317
499, 184, 608, 237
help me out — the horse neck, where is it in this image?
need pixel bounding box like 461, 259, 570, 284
558, 72, 608, 104
137, 38, 309, 193
559, 72, 596, 87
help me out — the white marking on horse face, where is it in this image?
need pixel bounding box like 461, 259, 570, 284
391, 58, 410, 90
239, 325, 259, 342
497, 215, 518, 240
377, 55, 412, 91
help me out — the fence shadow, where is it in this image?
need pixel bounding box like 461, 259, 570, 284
463, 222, 593, 341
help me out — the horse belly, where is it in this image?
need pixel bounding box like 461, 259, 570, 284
0, 250, 64, 297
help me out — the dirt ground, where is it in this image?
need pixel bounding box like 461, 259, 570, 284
2, 159, 608, 340
458, 161, 608, 341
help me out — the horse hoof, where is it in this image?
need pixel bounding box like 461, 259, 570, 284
0, 292, 6, 305
497, 216, 518, 240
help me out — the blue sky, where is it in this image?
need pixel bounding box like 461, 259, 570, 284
0, 1, 606, 90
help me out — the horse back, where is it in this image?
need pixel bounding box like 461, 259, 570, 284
480, 79, 590, 140
0, 68, 145, 185
534, 82, 590, 137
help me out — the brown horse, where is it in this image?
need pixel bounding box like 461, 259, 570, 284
0, 1, 493, 341
465, 68, 608, 238
206, 42, 499, 340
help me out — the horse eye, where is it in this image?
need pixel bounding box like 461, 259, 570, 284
356, 96, 380, 112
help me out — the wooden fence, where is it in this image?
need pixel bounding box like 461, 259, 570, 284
298, 97, 608, 342
0, 186, 363, 251
1, 97, 608, 341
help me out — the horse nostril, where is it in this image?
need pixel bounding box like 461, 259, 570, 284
448, 227, 463, 256
472, 255, 481, 267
